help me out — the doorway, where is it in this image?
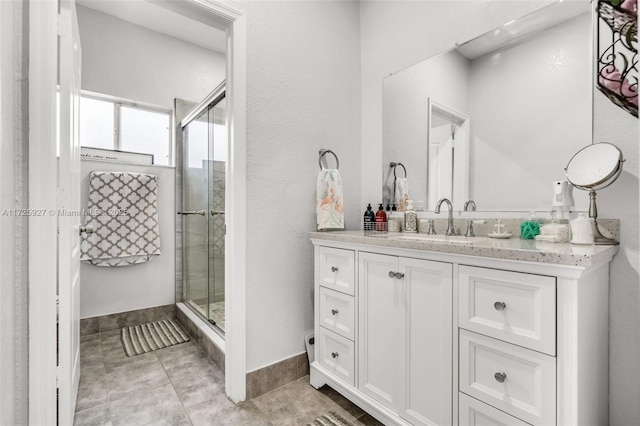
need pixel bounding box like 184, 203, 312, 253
29, 1, 247, 422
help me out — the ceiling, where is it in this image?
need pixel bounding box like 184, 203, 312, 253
77, 0, 227, 54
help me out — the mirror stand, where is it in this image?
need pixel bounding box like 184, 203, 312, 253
589, 190, 619, 246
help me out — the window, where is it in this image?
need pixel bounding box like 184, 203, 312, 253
79, 93, 172, 166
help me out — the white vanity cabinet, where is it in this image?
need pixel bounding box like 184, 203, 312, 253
358, 252, 452, 426
310, 233, 615, 426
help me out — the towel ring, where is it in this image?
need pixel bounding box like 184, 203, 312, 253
390, 162, 407, 179
319, 149, 340, 170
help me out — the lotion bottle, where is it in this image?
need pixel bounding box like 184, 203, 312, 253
375, 203, 387, 231
404, 200, 417, 233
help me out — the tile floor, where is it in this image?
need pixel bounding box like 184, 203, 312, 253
75, 330, 384, 426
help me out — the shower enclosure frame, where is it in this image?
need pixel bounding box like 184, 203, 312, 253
179, 81, 227, 335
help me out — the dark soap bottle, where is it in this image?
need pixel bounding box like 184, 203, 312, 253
363, 204, 375, 231
375, 203, 388, 231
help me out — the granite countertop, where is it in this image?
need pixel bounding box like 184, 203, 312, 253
309, 230, 619, 267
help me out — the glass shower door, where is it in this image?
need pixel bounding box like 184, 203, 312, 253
182, 109, 210, 319
181, 88, 226, 334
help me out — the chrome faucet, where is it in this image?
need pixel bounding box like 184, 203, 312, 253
463, 200, 477, 237
434, 198, 456, 236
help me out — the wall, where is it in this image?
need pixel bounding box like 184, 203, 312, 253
77, 4, 225, 108
594, 91, 639, 425
0, 0, 29, 423
76, 6, 225, 317
361, 1, 639, 424
228, 0, 362, 372
80, 160, 176, 318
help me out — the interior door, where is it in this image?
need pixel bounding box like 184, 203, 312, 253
57, 0, 82, 423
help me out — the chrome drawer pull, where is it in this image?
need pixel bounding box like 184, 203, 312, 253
331, 352, 339, 359
494, 372, 507, 383
394, 272, 405, 279
494, 301, 507, 311
331, 266, 339, 272
389, 271, 396, 278
331, 309, 339, 315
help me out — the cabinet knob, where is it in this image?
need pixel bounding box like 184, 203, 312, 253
388, 271, 396, 279
331, 352, 339, 359
331, 266, 339, 272
394, 272, 405, 279
494, 301, 506, 311
331, 309, 339, 315
494, 372, 507, 383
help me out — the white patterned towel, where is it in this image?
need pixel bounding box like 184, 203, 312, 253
80, 171, 161, 267
316, 169, 344, 231
395, 177, 410, 211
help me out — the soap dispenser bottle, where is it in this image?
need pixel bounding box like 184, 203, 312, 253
375, 203, 387, 231
404, 200, 417, 233
363, 204, 375, 231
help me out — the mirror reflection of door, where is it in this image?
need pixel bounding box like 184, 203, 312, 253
427, 98, 469, 210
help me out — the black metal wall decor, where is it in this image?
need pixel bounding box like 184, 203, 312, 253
597, 0, 638, 117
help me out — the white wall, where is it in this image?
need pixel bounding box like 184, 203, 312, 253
0, 1, 29, 423
77, 4, 225, 108
470, 12, 591, 210
79, 161, 176, 318
594, 91, 640, 426
361, 1, 639, 424
228, 0, 362, 372
383, 49, 470, 206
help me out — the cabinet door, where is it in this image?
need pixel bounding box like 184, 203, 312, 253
358, 252, 403, 411
400, 257, 453, 426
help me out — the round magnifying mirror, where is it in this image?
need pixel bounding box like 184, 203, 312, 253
565, 142, 624, 245
566, 143, 624, 190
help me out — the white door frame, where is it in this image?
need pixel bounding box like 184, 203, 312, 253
28, 0, 59, 423
28, 0, 247, 421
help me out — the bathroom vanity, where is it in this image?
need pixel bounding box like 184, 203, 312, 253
309, 231, 617, 426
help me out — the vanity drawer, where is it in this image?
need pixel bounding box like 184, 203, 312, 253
459, 265, 556, 355
459, 330, 556, 426
317, 246, 356, 296
317, 327, 355, 386
319, 287, 355, 340
459, 393, 530, 426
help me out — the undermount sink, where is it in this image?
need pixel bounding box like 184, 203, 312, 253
391, 234, 484, 245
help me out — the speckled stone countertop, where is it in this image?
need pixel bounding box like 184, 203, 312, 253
309, 230, 619, 267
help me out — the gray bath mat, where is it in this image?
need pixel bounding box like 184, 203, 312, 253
121, 319, 190, 357
306, 411, 353, 426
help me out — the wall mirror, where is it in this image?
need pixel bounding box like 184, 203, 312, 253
382, 1, 594, 212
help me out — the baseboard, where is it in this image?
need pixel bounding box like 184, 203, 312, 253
80, 304, 176, 336
246, 352, 310, 399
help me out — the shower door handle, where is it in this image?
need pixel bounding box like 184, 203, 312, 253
210, 210, 225, 216
177, 210, 206, 216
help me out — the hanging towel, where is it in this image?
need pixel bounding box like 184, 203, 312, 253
80, 171, 161, 267
316, 169, 344, 231
395, 178, 410, 211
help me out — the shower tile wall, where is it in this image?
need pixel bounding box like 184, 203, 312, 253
174, 98, 196, 304
210, 161, 225, 303
184, 164, 209, 312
